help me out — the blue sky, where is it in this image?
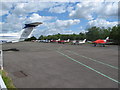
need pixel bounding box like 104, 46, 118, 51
0, 0, 119, 37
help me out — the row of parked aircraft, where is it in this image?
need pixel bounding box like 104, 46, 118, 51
37, 38, 86, 44
37, 37, 110, 47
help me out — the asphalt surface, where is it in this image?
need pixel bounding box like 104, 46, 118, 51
2, 42, 119, 88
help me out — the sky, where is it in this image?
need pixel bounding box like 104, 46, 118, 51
0, 0, 119, 38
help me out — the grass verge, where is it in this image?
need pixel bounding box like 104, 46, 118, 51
0, 70, 16, 89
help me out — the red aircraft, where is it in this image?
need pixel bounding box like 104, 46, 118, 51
93, 37, 109, 47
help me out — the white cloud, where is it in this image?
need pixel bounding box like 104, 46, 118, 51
0, 22, 3, 33
1, 1, 80, 35
1, 0, 119, 2
96, 2, 118, 17
33, 19, 80, 36
69, 2, 118, 20
49, 5, 66, 13
6, 14, 25, 24
0, 10, 8, 16
55, 19, 80, 28
67, 6, 74, 12
0, 22, 4, 25
46, 19, 80, 29
34, 28, 75, 36
1, 13, 26, 33
0, 2, 13, 16
69, 2, 97, 20
1, 2, 57, 33
12, 2, 57, 16
88, 18, 118, 28
2, 12, 56, 33
26, 13, 55, 23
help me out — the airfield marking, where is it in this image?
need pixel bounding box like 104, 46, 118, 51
39, 43, 119, 83
66, 50, 118, 70
57, 51, 120, 84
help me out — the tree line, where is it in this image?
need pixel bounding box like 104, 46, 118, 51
25, 25, 120, 44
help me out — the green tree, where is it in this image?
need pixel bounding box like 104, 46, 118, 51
99, 27, 111, 39
110, 25, 120, 44
38, 35, 44, 40
25, 36, 37, 41
86, 26, 100, 41
79, 32, 86, 40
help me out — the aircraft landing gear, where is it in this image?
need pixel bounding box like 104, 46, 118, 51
94, 43, 97, 47
103, 44, 105, 47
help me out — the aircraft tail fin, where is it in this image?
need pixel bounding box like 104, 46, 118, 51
58, 38, 60, 41
104, 37, 109, 42
67, 39, 70, 42
19, 22, 42, 41
106, 37, 109, 40
19, 27, 34, 41
83, 39, 86, 43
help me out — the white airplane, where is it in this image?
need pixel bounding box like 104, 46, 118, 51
64, 39, 70, 43
40, 39, 50, 43
0, 22, 42, 44
77, 39, 87, 44
56, 38, 61, 42
71, 39, 86, 45
71, 40, 77, 45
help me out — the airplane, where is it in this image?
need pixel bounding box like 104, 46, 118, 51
0, 22, 42, 44
58, 39, 70, 44
50, 38, 60, 43
77, 39, 86, 45
56, 38, 61, 42
64, 39, 70, 43
39, 39, 50, 43
71, 40, 77, 45
71, 39, 86, 45
93, 37, 109, 47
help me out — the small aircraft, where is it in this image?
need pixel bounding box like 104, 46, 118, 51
64, 39, 70, 43
77, 39, 86, 45
56, 39, 61, 42
58, 39, 70, 44
93, 37, 109, 47
71, 40, 77, 45
71, 39, 86, 45
40, 39, 50, 43
50, 39, 60, 43
0, 22, 42, 44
